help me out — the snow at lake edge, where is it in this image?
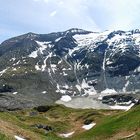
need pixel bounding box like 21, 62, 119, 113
110, 103, 135, 111
60, 95, 72, 102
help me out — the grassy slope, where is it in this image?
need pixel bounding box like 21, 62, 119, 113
0, 105, 140, 140
0, 133, 11, 140
72, 105, 140, 140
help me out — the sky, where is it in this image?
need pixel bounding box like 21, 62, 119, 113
0, 0, 140, 42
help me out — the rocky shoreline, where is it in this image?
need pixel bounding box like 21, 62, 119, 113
56, 93, 140, 111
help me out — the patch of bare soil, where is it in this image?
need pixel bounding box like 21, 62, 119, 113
0, 120, 42, 140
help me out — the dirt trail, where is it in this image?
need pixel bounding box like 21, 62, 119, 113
0, 120, 41, 140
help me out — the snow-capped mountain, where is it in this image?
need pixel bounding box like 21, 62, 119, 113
0, 28, 140, 109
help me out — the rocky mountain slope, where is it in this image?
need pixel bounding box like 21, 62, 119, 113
0, 28, 140, 109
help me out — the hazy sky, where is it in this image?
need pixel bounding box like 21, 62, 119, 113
0, 0, 140, 42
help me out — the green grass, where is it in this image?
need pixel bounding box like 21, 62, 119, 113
0, 133, 12, 140
72, 105, 140, 140
0, 104, 140, 140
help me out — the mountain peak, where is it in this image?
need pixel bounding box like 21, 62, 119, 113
65, 28, 92, 35
0, 28, 140, 110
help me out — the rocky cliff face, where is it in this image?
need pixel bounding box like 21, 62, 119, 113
0, 28, 140, 109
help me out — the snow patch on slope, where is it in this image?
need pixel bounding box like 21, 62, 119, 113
35, 63, 41, 70
14, 135, 26, 140
101, 88, 117, 94
73, 33, 99, 46
29, 41, 51, 58
110, 103, 135, 111
59, 131, 75, 138
82, 123, 96, 130
81, 79, 97, 95
0, 68, 8, 76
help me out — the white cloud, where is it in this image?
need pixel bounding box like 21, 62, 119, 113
33, 0, 49, 3
50, 10, 57, 17
44, 0, 49, 3
97, 0, 140, 30
31, 0, 100, 31
58, 1, 64, 5
1, 0, 140, 42
37, 0, 140, 31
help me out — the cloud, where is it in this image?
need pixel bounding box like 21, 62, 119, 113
33, 0, 49, 3
30, 0, 101, 31
50, 10, 57, 17
95, 0, 140, 30
1, 0, 140, 42
31, 0, 140, 31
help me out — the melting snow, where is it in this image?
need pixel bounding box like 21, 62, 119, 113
16, 60, 20, 65
13, 92, 18, 95
10, 57, 16, 62
0, 68, 8, 76
63, 71, 68, 76
85, 64, 89, 69
36, 41, 50, 53
107, 34, 127, 46
35, 63, 41, 70
51, 64, 57, 67
122, 81, 129, 92
59, 131, 75, 138
63, 84, 69, 89
110, 103, 135, 111
50, 64, 57, 73
55, 37, 62, 42
98, 95, 103, 100
62, 68, 67, 70
42, 91, 47, 94
76, 85, 81, 92
101, 88, 117, 94
82, 123, 96, 130
68, 46, 81, 56
81, 79, 96, 95
48, 68, 51, 75
58, 89, 67, 94
58, 60, 62, 64
73, 33, 99, 46
29, 50, 38, 58
99, 88, 117, 100
14, 135, 26, 140
73, 30, 112, 47
102, 51, 107, 70
106, 60, 112, 65
57, 84, 60, 90
35, 52, 53, 71
42, 58, 48, 71
60, 95, 72, 102
137, 66, 140, 72
29, 41, 50, 58
13, 68, 17, 71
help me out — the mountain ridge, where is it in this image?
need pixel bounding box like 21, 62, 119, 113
0, 28, 140, 110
